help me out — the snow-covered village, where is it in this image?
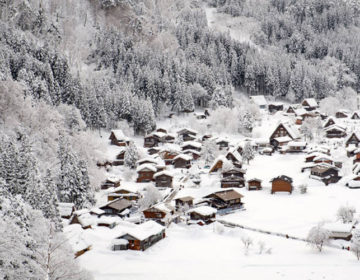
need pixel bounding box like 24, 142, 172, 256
1, 0, 360, 280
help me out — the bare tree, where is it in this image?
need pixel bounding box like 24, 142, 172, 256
307, 224, 330, 252
337, 205, 356, 223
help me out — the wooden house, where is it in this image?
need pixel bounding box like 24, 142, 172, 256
286, 105, 296, 114
184, 149, 201, 160
113, 221, 165, 251
270, 122, 300, 148
187, 206, 217, 225
353, 152, 360, 164
204, 189, 244, 214
175, 196, 194, 210
346, 175, 360, 188
310, 165, 341, 185
216, 139, 229, 150
202, 134, 213, 141
69, 211, 92, 230
302, 98, 318, 111
143, 203, 174, 220
351, 112, 360, 120
113, 150, 125, 166
322, 223, 353, 241
144, 134, 161, 148
209, 156, 230, 173
247, 179, 262, 190
335, 110, 349, 119
160, 149, 179, 165
101, 176, 121, 190
58, 202, 75, 219
156, 128, 167, 134
282, 141, 307, 153
272, 136, 292, 148
226, 149, 242, 165
154, 171, 173, 188
259, 147, 273, 156
173, 154, 192, 169
107, 190, 140, 202
181, 141, 202, 152
313, 155, 334, 165
324, 125, 347, 138
268, 102, 284, 113
222, 168, 246, 179
221, 176, 245, 188
177, 128, 197, 142
163, 134, 176, 143
109, 130, 130, 146
136, 164, 157, 182
97, 216, 117, 228
148, 147, 160, 155
323, 117, 335, 128
99, 198, 132, 216
345, 132, 360, 147
271, 175, 293, 194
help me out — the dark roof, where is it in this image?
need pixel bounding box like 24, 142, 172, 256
176, 196, 194, 202
270, 175, 293, 183
100, 198, 132, 212
205, 189, 244, 201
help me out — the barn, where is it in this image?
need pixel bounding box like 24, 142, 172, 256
247, 178, 262, 190
271, 175, 293, 194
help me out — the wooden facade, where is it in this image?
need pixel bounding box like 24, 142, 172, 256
109, 131, 130, 146
346, 133, 360, 147
173, 156, 191, 169
144, 135, 160, 148
248, 179, 262, 190
271, 176, 293, 194
310, 166, 341, 185
101, 178, 121, 190
323, 118, 335, 128
137, 168, 156, 182
154, 173, 173, 188
100, 198, 132, 216
175, 196, 194, 210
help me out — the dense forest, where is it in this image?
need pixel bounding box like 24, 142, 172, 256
1, 0, 360, 278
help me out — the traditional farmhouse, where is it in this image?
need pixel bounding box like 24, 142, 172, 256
268, 102, 284, 113
144, 134, 161, 148
113, 221, 166, 251
173, 154, 192, 169
216, 138, 230, 150
250, 95, 267, 109
101, 176, 121, 190
99, 198, 132, 216
324, 124, 347, 138
204, 189, 244, 214
271, 175, 293, 194
184, 149, 201, 160
156, 128, 167, 134
225, 149, 242, 166
335, 110, 349, 119
221, 168, 246, 188
154, 171, 173, 188
282, 141, 307, 153
351, 111, 360, 120
187, 206, 217, 225
108, 186, 141, 201
322, 223, 353, 241
209, 156, 230, 173
143, 203, 174, 221
109, 130, 130, 146
159, 147, 180, 165
310, 165, 341, 185
345, 132, 360, 147
136, 164, 157, 182
148, 147, 160, 155
323, 117, 335, 128
181, 141, 202, 152
177, 128, 197, 142
69, 210, 93, 230
270, 122, 300, 148
113, 149, 125, 166
247, 178, 262, 191
302, 98, 318, 111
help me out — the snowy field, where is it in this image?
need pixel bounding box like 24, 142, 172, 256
76, 223, 359, 280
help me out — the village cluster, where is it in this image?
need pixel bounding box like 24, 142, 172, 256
62, 96, 360, 257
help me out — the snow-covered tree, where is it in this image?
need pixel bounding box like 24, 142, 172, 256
307, 224, 330, 252
124, 142, 139, 169
337, 205, 356, 223
201, 139, 218, 164
242, 141, 255, 164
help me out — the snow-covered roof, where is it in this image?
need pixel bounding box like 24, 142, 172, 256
110, 129, 129, 141
151, 203, 174, 213
137, 157, 158, 165
250, 95, 267, 106
294, 108, 307, 116
188, 206, 217, 216
136, 163, 157, 172
177, 128, 198, 135
58, 202, 74, 217
282, 122, 301, 139
174, 154, 193, 161
313, 154, 333, 162
324, 124, 346, 132
117, 221, 165, 241
181, 141, 202, 149
274, 136, 292, 143
184, 149, 201, 155
288, 141, 307, 147
303, 98, 318, 107
153, 170, 173, 178
90, 208, 105, 215
322, 222, 353, 233
347, 180, 360, 188
210, 155, 230, 172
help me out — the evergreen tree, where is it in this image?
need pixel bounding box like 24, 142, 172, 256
124, 142, 139, 169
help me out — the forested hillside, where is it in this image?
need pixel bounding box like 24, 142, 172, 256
1, 0, 360, 279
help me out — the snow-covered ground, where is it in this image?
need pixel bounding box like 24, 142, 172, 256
76, 223, 359, 280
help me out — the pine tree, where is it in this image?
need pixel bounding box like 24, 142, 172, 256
124, 142, 139, 169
